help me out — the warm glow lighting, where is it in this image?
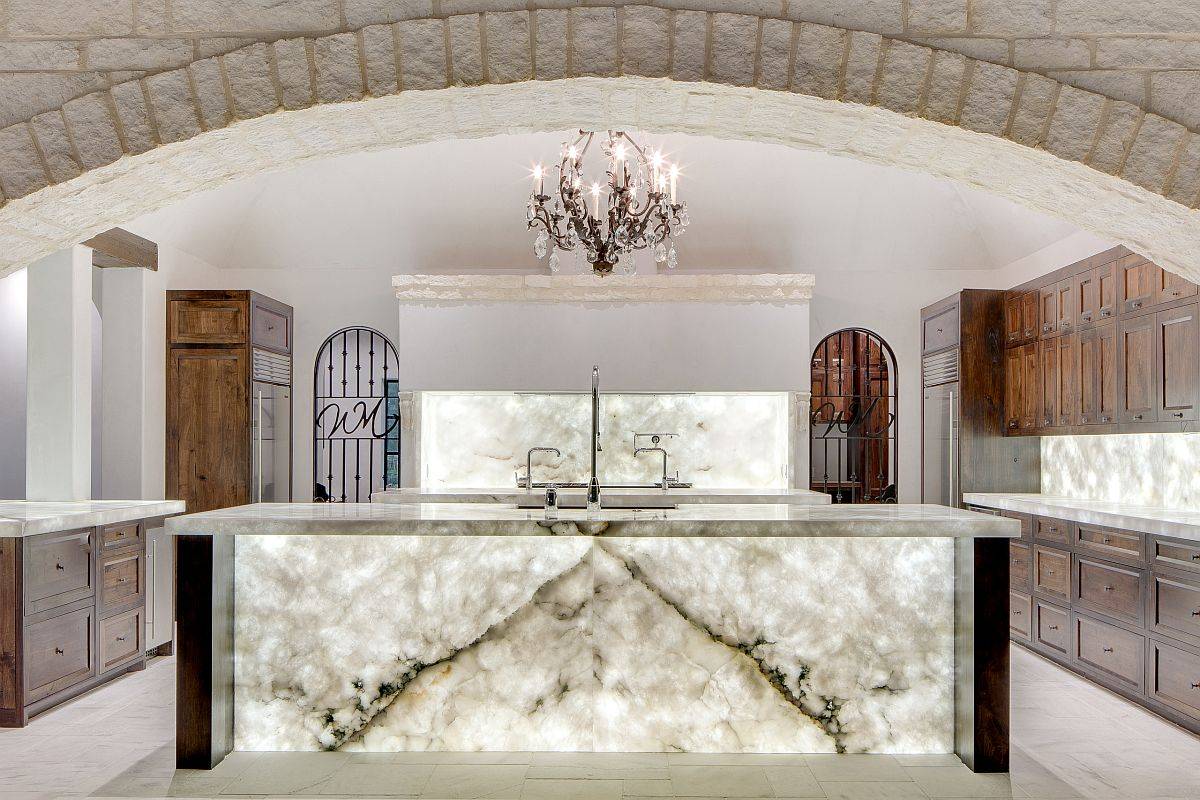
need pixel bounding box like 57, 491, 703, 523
532, 164, 544, 194
669, 163, 679, 204
591, 182, 601, 216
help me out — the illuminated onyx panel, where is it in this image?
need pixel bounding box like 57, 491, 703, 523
233, 533, 953, 754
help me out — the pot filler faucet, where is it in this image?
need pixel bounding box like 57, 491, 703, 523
588, 365, 602, 511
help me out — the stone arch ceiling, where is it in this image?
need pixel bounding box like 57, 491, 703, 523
0, 5, 1199, 280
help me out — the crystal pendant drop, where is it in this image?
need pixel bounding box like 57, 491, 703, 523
654, 242, 667, 263
620, 253, 634, 275
548, 250, 561, 273
533, 231, 548, 259
667, 245, 678, 269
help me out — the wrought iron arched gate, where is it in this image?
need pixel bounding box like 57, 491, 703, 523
809, 328, 898, 503
313, 327, 401, 502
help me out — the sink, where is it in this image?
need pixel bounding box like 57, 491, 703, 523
514, 497, 678, 510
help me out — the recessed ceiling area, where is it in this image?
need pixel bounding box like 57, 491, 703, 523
125, 131, 1087, 274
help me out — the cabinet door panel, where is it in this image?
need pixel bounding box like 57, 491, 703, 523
1021, 342, 1041, 430
1120, 255, 1159, 314
1056, 279, 1076, 334
1119, 314, 1157, 424
1097, 323, 1118, 424
1005, 346, 1023, 433
1097, 260, 1119, 321
1157, 304, 1200, 422
1077, 268, 1100, 328
1005, 294, 1024, 345
1021, 292, 1039, 341
1056, 333, 1078, 427
1159, 268, 1198, 304
1040, 285, 1058, 337
1040, 339, 1057, 428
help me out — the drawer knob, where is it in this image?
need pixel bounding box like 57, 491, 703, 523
116, 636, 126, 642
1191, 610, 1199, 617
1101, 416, 1112, 423
1103, 585, 1114, 592
1013, 609, 1023, 615
1048, 625, 1059, 631
1133, 414, 1144, 421
1102, 537, 1111, 544
1192, 682, 1200, 690
118, 577, 128, 584
1103, 647, 1114, 653
55, 562, 64, 571
1047, 570, 1055, 575
1172, 412, 1185, 418
54, 647, 64, 656
1193, 554, 1200, 560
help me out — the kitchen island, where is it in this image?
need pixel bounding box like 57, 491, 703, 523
168, 502, 1016, 774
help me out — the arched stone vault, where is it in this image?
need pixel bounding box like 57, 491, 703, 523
0, 9, 1198, 279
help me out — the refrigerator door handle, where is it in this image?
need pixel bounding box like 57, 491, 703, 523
947, 389, 955, 508
256, 387, 263, 503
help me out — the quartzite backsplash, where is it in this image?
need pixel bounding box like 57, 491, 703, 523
417, 392, 794, 489
1041, 433, 1200, 510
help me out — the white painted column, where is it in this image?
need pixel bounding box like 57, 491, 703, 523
99, 267, 147, 500
26, 246, 93, 500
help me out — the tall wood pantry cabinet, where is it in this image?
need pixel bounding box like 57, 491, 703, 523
166, 291, 294, 513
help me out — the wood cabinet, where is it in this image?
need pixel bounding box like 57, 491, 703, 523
1021, 342, 1040, 431
1021, 291, 1038, 342
1160, 268, 1198, 304
1005, 346, 1022, 432
1119, 254, 1160, 314
1055, 334, 1078, 427
1055, 279, 1076, 335
1078, 322, 1117, 425
166, 290, 293, 514
1039, 285, 1058, 338
1156, 303, 1199, 423
1118, 312, 1157, 424
1, 518, 164, 728
1039, 339, 1057, 428
1004, 293, 1023, 346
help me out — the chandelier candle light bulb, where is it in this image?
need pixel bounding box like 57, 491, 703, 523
525, 129, 691, 276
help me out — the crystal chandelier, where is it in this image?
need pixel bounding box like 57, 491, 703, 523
526, 130, 690, 275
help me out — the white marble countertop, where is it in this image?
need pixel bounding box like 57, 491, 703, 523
166, 501, 1017, 538
964, 493, 1200, 543
371, 487, 833, 506
0, 499, 187, 538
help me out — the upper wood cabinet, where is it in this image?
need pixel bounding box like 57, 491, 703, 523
1157, 304, 1200, 423
1077, 269, 1100, 328
1055, 279, 1076, 335
1021, 342, 1041, 431
1118, 313, 1158, 424
1021, 291, 1039, 342
1005, 346, 1023, 432
1039, 285, 1058, 338
1159, 268, 1199, 305
1040, 339, 1058, 428
1096, 259, 1119, 321
1056, 333, 1078, 427
1005, 293, 1024, 346
166, 290, 293, 353
1079, 323, 1117, 426
1119, 255, 1160, 314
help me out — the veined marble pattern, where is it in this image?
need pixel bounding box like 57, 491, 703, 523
234, 535, 953, 754
1041, 433, 1200, 510
419, 392, 790, 489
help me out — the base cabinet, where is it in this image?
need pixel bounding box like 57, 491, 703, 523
1004, 510, 1200, 736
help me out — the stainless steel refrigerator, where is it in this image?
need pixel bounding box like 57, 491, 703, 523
251, 349, 293, 503
922, 354, 960, 506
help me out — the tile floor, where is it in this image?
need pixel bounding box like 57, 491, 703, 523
1, 645, 1198, 799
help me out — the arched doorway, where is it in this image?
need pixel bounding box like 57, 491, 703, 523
809, 328, 898, 503
312, 326, 401, 502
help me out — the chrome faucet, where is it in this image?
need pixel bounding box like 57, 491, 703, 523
635, 446, 677, 490
524, 447, 561, 490
588, 366, 602, 511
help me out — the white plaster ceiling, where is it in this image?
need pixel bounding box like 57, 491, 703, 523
126, 131, 1083, 273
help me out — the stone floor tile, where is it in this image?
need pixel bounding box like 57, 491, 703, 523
530, 752, 667, 768
764, 765, 825, 797
905, 765, 1024, 798
893, 754, 964, 767
806, 755, 910, 782
667, 752, 814, 766
668, 765, 775, 797
620, 778, 674, 796
519, 778, 622, 799
220, 752, 349, 795
525, 765, 668, 780
819, 781, 927, 799
319, 763, 436, 795
420, 764, 528, 799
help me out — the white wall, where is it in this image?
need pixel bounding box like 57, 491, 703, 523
0, 268, 26, 498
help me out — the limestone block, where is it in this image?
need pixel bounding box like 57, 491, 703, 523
671, 11, 707, 82
913, 36, 1009, 64
792, 24, 846, 100
0, 41, 81, 71
399, 19, 449, 89
1009, 74, 1057, 146
959, 61, 1019, 136
782, 0, 903, 34
145, 69, 201, 144
570, 8, 618, 78
86, 37, 191, 71
534, 10, 568, 80
7, 0, 133, 37
344, 0, 434, 28
0, 124, 49, 198
1051, 69, 1146, 108
842, 31, 883, 104
30, 112, 81, 183
1166, 134, 1200, 207
622, 6, 671, 78
876, 41, 931, 115
922, 50, 966, 123
1123, 114, 1187, 192
1056, 1, 1200, 35
1014, 38, 1091, 70
109, 81, 156, 154
62, 92, 123, 169
360, 26, 399, 97
907, 0, 967, 32
170, 0, 339, 34
1150, 72, 1200, 130
710, 14, 758, 87
1045, 85, 1106, 163
224, 43, 279, 119
448, 15, 484, 85
190, 57, 231, 130
758, 19, 793, 91
485, 12, 532, 84
273, 38, 315, 109
970, 0, 1054, 36
134, 0, 170, 34
313, 32, 365, 102
1089, 100, 1142, 174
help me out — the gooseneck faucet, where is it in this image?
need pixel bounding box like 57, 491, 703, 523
588, 366, 602, 511
525, 447, 562, 491
634, 446, 673, 490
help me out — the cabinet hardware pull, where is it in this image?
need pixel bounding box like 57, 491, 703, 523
1193, 554, 1200, 560
1191, 610, 1199, 617
1101, 309, 1111, 317
1172, 290, 1181, 297
1102, 537, 1111, 544
54, 648, 63, 655
116, 636, 126, 642
1192, 682, 1200, 689
1101, 416, 1112, 423
55, 562, 64, 571
1103, 585, 1114, 591
1047, 570, 1055, 575
1133, 414, 1144, 421
1013, 610, 1023, 615
1172, 412, 1185, 418
1103, 647, 1114, 653
1048, 625, 1059, 630
1132, 300, 1142, 308
118, 577, 128, 583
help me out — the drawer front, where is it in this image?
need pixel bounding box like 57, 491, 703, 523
101, 521, 141, 551
1076, 523, 1143, 564
251, 301, 290, 353
24, 606, 94, 703
169, 298, 246, 344
1002, 511, 1033, 540
1076, 556, 1145, 626
99, 607, 142, 673
1075, 613, 1145, 691
1153, 537, 1200, 575
1149, 638, 1200, 721
1010, 591, 1032, 640
1035, 516, 1072, 545
1035, 600, 1069, 655
923, 305, 959, 353
1011, 541, 1032, 590
100, 549, 144, 614
1151, 572, 1200, 648
1035, 546, 1071, 601
24, 530, 94, 615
